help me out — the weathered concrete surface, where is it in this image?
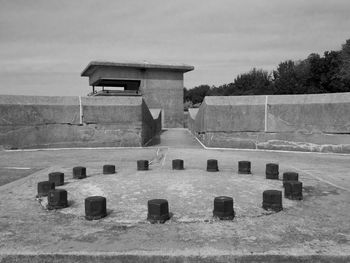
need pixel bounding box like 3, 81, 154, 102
267, 93, 350, 133
142, 102, 161, 145
194, 96, 265, 133
188, 108, 198, 132
0, 95, 80, 125
146, 128, 202, 148
142, 70, 185, 128
1, 254, 348, 263
0, 167, 41, 186
191, 93, 350, 153
81, 96, 143, 124
149, 108, 162, 134
0, 95, 160, 149
0, 124, 142, 149
0, 147, 349, 262
200, 131, 350, 153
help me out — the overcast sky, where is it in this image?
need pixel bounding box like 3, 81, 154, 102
0, 0, 350, 96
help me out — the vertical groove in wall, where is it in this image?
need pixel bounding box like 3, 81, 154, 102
79, 96, 83, 124
264, 95, 268, 132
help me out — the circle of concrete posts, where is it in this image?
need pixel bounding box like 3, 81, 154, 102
284, 181, 303, 200
283, 172, 299, 187
48, 172, 64, 186
262, 190, 283, 212
47, 189, 68, 210
73, 166, 87, 179
137, 160, 149, 171
103, 165, 115, 174
207, 159, 219, 172
85, 196, 107, 220
213, 196, 235, 220
238, 161, 251, 174
265, 163, 279, 180
37, 181, 55, 197
147, 199, 170, 224
172, 159, 184, 170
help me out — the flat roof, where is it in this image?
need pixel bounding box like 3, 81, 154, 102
81, 61, 195, 76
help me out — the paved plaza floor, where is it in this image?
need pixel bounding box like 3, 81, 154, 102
146, 128, 203, 148
0, 129, 349, 262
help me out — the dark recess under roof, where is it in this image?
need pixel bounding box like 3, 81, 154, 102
92, 79, 140, 90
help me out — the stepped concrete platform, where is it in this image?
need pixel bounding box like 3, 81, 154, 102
0, 145, 349, 262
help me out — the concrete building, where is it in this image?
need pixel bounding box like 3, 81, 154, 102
81, 61, 194, 128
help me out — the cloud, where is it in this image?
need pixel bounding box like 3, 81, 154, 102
0, 0, 350, 95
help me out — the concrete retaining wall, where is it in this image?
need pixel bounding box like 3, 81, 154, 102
0, 95, 160, 149
190, 93, 350, 153
149, 108, 162, 136
188, 108, 198, 133
267, 93, 350, 133
142, 104, 161, 145
0, 95, 80, 125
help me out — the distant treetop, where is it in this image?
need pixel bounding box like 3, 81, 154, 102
184, 38, 350, 107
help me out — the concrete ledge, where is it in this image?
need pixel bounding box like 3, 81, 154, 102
0, 254, 349, 263
198, 131, 350, 153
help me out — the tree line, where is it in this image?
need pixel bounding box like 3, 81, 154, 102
184, 39, 350, 109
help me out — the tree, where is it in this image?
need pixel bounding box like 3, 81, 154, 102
233, 68, 273, 95
184, 85, 210, 105
322, 51, 345, 93
339, 39, 350, 88
183, 38, 350, 105
273, 60, 299, 94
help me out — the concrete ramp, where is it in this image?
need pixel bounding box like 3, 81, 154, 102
146, 128, 202, 148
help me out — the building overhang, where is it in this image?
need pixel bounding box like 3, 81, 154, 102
81, 61, 195, 77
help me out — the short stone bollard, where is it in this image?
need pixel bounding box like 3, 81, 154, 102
73, 166, 86, 179
85, 196, 107, 220
48, 172, 64, 186
47, 189, 68, 210
266, 163, 279, 180
103, 165, 115, 174
213, 196, 235, 220
207, 159, 219, 172
262, 190, 283, 212
283, 172, 299, 187
284, 181, 303, 200
172, 159, 184, 170
137, 160, 149, 171
37, 181, 55, 197
147, 199, 170, 224
238, 161, 251, 174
